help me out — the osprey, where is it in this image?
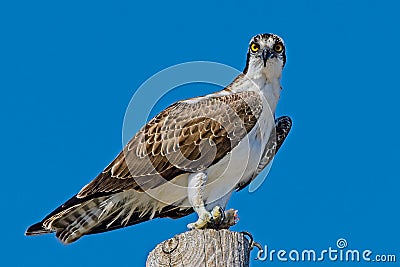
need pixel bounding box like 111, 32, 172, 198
26, 33, 292, 244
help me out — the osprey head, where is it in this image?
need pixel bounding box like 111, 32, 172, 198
244, 33, 286, 80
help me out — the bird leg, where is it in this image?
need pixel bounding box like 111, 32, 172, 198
187, 172, 212, 229
186, 172, 239, 229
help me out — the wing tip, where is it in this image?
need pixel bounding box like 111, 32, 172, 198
277, 115, 292, 126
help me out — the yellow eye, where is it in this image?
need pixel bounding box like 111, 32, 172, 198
250, 43, 259, 52
274, 43, 284, 53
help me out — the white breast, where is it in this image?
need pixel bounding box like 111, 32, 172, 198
202, 99, 275, 205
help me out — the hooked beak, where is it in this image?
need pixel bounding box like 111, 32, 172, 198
261, 49, 272, 67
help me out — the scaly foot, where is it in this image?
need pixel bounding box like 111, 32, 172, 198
187, 206, 239, 230
187, 211, 212, 230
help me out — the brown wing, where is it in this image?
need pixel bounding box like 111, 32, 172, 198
77, 91, 263, 198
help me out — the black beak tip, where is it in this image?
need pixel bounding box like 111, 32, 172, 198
262, 50, 271, 67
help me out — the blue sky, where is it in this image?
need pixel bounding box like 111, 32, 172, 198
1, 1, 399, 266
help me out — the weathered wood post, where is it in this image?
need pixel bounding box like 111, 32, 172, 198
146, 229, 252, 267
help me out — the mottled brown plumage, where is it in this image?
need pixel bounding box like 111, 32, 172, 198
78, 91, 263, 197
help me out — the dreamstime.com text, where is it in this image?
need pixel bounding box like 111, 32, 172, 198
256, 238, 396, 263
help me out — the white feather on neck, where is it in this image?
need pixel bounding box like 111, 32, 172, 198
229, 60, 283, 113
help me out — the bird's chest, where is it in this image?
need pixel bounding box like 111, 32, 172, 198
249, 81, 281, 156
203, 82, 280, 202
204, 105, 275, 201
239, 106, 275, 175
253, 104, 275, 144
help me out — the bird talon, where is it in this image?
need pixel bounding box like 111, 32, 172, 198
188, 208, 240, 230
187, 212, 212, 229
211, 206, 225, 225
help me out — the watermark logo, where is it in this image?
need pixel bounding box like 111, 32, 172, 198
256, 238, 396, 263
336, 238, 348, 249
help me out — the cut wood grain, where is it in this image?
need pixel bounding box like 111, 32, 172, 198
146, 229, 251, 267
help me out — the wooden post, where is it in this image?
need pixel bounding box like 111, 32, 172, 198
146, 229, 251, 267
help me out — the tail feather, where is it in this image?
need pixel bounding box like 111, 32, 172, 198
26, 191, 193, 244
46, 196, 110, 244
53, 197, 109, 243
25, 222, 53, 236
